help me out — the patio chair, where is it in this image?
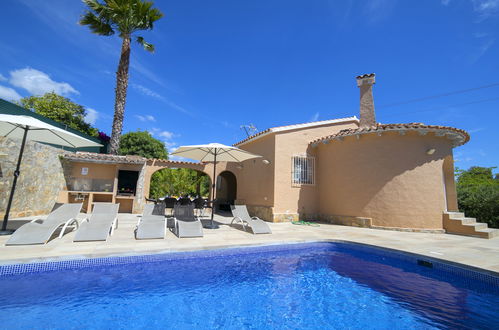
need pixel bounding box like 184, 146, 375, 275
178, 196, 192, 206
172, 204, 203, 238
73, 203, 119, 242
230, 205, 272, 234
193, 197, 207, 217
163, 197, 177, 215
136, 203, 166, 240
6, 203, 83, 245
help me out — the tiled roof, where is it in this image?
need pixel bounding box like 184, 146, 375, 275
147, 158, 205, 166
63, 152, 146, 164
233, 116, 359, 146
310, 123, 470, 147
356, 73, 375, 79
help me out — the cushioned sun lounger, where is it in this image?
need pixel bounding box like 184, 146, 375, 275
136, 203, 166, 240
73, 203, 119, 242
230, 205, 272, 234
173, 204, 203, 238
6, 203, 83, 245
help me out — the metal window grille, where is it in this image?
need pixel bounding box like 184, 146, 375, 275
291, 155, 315, 185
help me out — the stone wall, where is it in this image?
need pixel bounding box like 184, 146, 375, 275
0, 137, 66, 218
319, 214, 372, 227
245, 205, 274, 222
133, 163, 147, 213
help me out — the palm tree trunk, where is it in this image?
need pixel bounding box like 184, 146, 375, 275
109, 36, 131, 154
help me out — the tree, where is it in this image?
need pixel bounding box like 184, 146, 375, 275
18, 92, 98, 137
118, 130, 167, 159
150, 168, 210, 198
456, 166, 499, 228
80, 0, 163, 154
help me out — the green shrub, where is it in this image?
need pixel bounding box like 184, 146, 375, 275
456, 166, 499, 228
150, 168, 210, 199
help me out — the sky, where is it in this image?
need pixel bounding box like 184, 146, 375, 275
0, 0, 498, 170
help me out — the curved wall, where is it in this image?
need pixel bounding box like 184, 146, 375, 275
316, 131, 457, 230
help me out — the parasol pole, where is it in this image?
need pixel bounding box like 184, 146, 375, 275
1, 126, 29, 235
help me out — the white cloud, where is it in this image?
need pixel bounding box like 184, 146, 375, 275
9, 67, 78, 96
148, 128, 177, 153
0, 85, 22, 101
131, 83, 193, 116
309, 112, 319, 122
135, 114, 157, 122
468, 127, 485, 133
131, 83, 164, 100
158, 130, 174, 139
84, 108, 99, 125
362, 0, 397, 23
472, 0, 499, 15
0, 73, 6, 82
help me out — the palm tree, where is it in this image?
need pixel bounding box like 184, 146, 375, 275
80, 0, 163, 154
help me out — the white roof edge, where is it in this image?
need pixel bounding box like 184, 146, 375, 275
235, 116, 359, 146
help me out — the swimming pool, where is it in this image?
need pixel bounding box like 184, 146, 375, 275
0, 242, 498, 329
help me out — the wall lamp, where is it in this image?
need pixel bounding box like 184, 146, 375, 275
262, 159, 271, 165
426, 148, 436, 155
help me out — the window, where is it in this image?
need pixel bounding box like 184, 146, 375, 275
291, 155, 315, 185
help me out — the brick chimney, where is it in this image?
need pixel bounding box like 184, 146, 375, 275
356, 73, 376, 128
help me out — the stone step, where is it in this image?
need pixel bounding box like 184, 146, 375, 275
445, 211, 465, 219
460, 217, 477, 224
476, 228, 499, 239
443, 212, 497, 239
462, 222, 488, 231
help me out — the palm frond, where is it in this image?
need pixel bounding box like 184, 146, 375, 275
79, 11, 114, 36
136, 36, 155, 52
81, 0, 163, 49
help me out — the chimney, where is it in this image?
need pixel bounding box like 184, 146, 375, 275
356, 73, 376, 128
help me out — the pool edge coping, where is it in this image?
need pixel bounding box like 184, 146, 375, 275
1, 239, 498, 278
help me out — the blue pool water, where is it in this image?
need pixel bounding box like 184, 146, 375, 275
0, 242, 498, 329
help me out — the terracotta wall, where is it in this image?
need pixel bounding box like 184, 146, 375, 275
234, 134, 276, 209
68, 162, 117, 182
272, 121, 358, 219
315, 131, 457, 229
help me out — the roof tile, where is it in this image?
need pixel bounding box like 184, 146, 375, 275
310, 123, 470, 147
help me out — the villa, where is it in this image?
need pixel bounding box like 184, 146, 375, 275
0, 74, 497, 239
1, 74, 498, 329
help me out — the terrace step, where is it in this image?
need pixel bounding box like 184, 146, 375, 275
445, 211, 465, 219
476, 228, 499, 239
443, 212, 498, 239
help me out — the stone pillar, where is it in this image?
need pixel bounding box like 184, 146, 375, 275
356, 73, 376, 128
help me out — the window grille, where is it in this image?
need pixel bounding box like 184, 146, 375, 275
291, 155, 315, 185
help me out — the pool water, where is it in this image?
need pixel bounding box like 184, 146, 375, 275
0, 242, 498, 329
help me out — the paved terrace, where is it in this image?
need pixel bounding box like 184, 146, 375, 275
1, 213, 498, 274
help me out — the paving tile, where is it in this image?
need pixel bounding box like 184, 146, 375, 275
0, 213, 498, 273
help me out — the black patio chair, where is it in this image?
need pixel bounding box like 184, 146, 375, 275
163, 197, 177, 216
193, 197, 207, 217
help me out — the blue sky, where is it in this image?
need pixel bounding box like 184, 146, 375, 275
0, 0, 498, 170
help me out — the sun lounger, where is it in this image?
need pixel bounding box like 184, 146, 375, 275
230, 205, 272, 234
136, 203, 166, 239
73, 203, 119, 242
173, 204, 203, 238
6, 203, 83, 245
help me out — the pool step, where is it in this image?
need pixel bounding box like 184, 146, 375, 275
443, 212, 499, 239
